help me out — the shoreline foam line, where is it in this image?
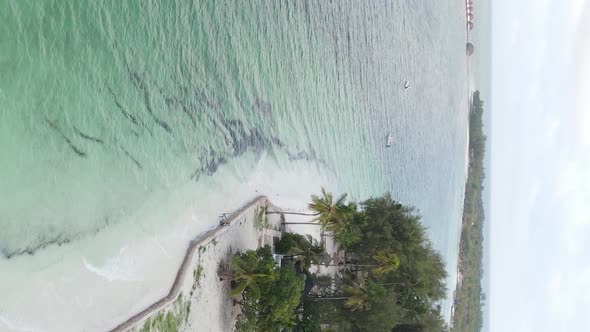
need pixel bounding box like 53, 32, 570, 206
108, 195, 269, 332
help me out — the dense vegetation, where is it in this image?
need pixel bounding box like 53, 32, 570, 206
451, 91, 486, 332
300, 193, 450, 332
228, 246, 305, 331
228, 189, 452, 332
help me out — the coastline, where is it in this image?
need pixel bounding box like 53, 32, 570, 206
451, 21, 473, 319
450, 118, 471, 325
0, 155, 336, 332
450, 91, 486, 331
108, 195, 276, 332
450, 123, 470, 326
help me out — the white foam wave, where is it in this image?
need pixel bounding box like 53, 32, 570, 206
82, 247, 137, 282
0, 313, 46, 332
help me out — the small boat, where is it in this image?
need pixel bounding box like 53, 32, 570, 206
386, 133, 394, 147
404, 81, 411, 89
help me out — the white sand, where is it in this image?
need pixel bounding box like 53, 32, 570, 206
109, 197, 283, 332
112, 200, 328, 332
0, 153, 338, 332
450, 112, 472, 324
181, 204, 282, 332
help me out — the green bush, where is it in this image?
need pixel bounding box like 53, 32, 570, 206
275, 233, 295, 254
232, 248, 305, 332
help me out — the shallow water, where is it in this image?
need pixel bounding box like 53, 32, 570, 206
0, 0, 469, 330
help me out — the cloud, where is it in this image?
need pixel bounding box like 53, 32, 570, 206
543, 152, 590, 329
570, 32, 590, 146
508, 19, 521, 48
566, 0, 587, 35
544, 240, 590, 330
562, 1, 590, 146
545, 115, 561, 142
558, 157, 590, 226
492, 1, 590, 331
563, 0, 588, 58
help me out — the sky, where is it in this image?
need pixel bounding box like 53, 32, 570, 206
491, 0, 590, 331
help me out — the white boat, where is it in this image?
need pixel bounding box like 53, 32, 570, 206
386, 133, 394, 147
404, 80, 411, 89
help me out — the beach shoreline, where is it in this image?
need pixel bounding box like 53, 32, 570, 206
107, 195, 279, 331
450, 90, 486, 330
0, 153, 336, 332
450, 88, 472, 326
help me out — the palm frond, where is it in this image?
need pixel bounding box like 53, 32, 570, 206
230, 280, 249, 297
335, 193, 348, 206
247, 279, 261, 299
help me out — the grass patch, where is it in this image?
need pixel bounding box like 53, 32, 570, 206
194, 265, 204, 284
139, 293, 191, 332
190, 264, 204, 297
255, 206, 269, 231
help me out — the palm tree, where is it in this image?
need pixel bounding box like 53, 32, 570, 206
306, 296, 350, 301
305, 280, 371, 309
370, 252, 400, 276
221, 251, 274, 298
270, 189, 355, 233
265, 211, 320, 217
229, 271, 268, 298
329, 204, 362, 247
322, 252, 400, 276
342, 279, 371, 311
308, 187, 350, 229
286, 234, 325, 269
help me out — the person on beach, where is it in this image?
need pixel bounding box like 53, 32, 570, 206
219, 213, 230, 226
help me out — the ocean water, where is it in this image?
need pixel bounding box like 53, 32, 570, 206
0, 0, 469, 330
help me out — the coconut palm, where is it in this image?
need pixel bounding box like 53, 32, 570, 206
286, 234, 325, 269
273, 189, 358, 243
323, 251, 400, 276
371, 252, 400, 276
329, 204, 362, 247
306, 280, 372, 308
308, 187, 350, 229
223, 250, 274, 298
342, 279, 371, 311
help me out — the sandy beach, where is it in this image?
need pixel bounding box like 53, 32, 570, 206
107, 196, 286, 331
449, 103, 472, 325
0, 154, 336, 332
106, 194, 342, 332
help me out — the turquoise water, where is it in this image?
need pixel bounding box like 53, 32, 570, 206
0, 0, 469, 329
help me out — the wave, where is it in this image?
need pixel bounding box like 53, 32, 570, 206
0, 314, 46, 332
82, 247, 137, 282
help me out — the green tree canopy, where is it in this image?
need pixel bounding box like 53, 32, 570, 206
349, 194, 447, 306
288, 234, 325, 269
232, 247, 305, 332
308, 187, 352, 230
300, 192, 449, 332
227, 246, 275, 298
